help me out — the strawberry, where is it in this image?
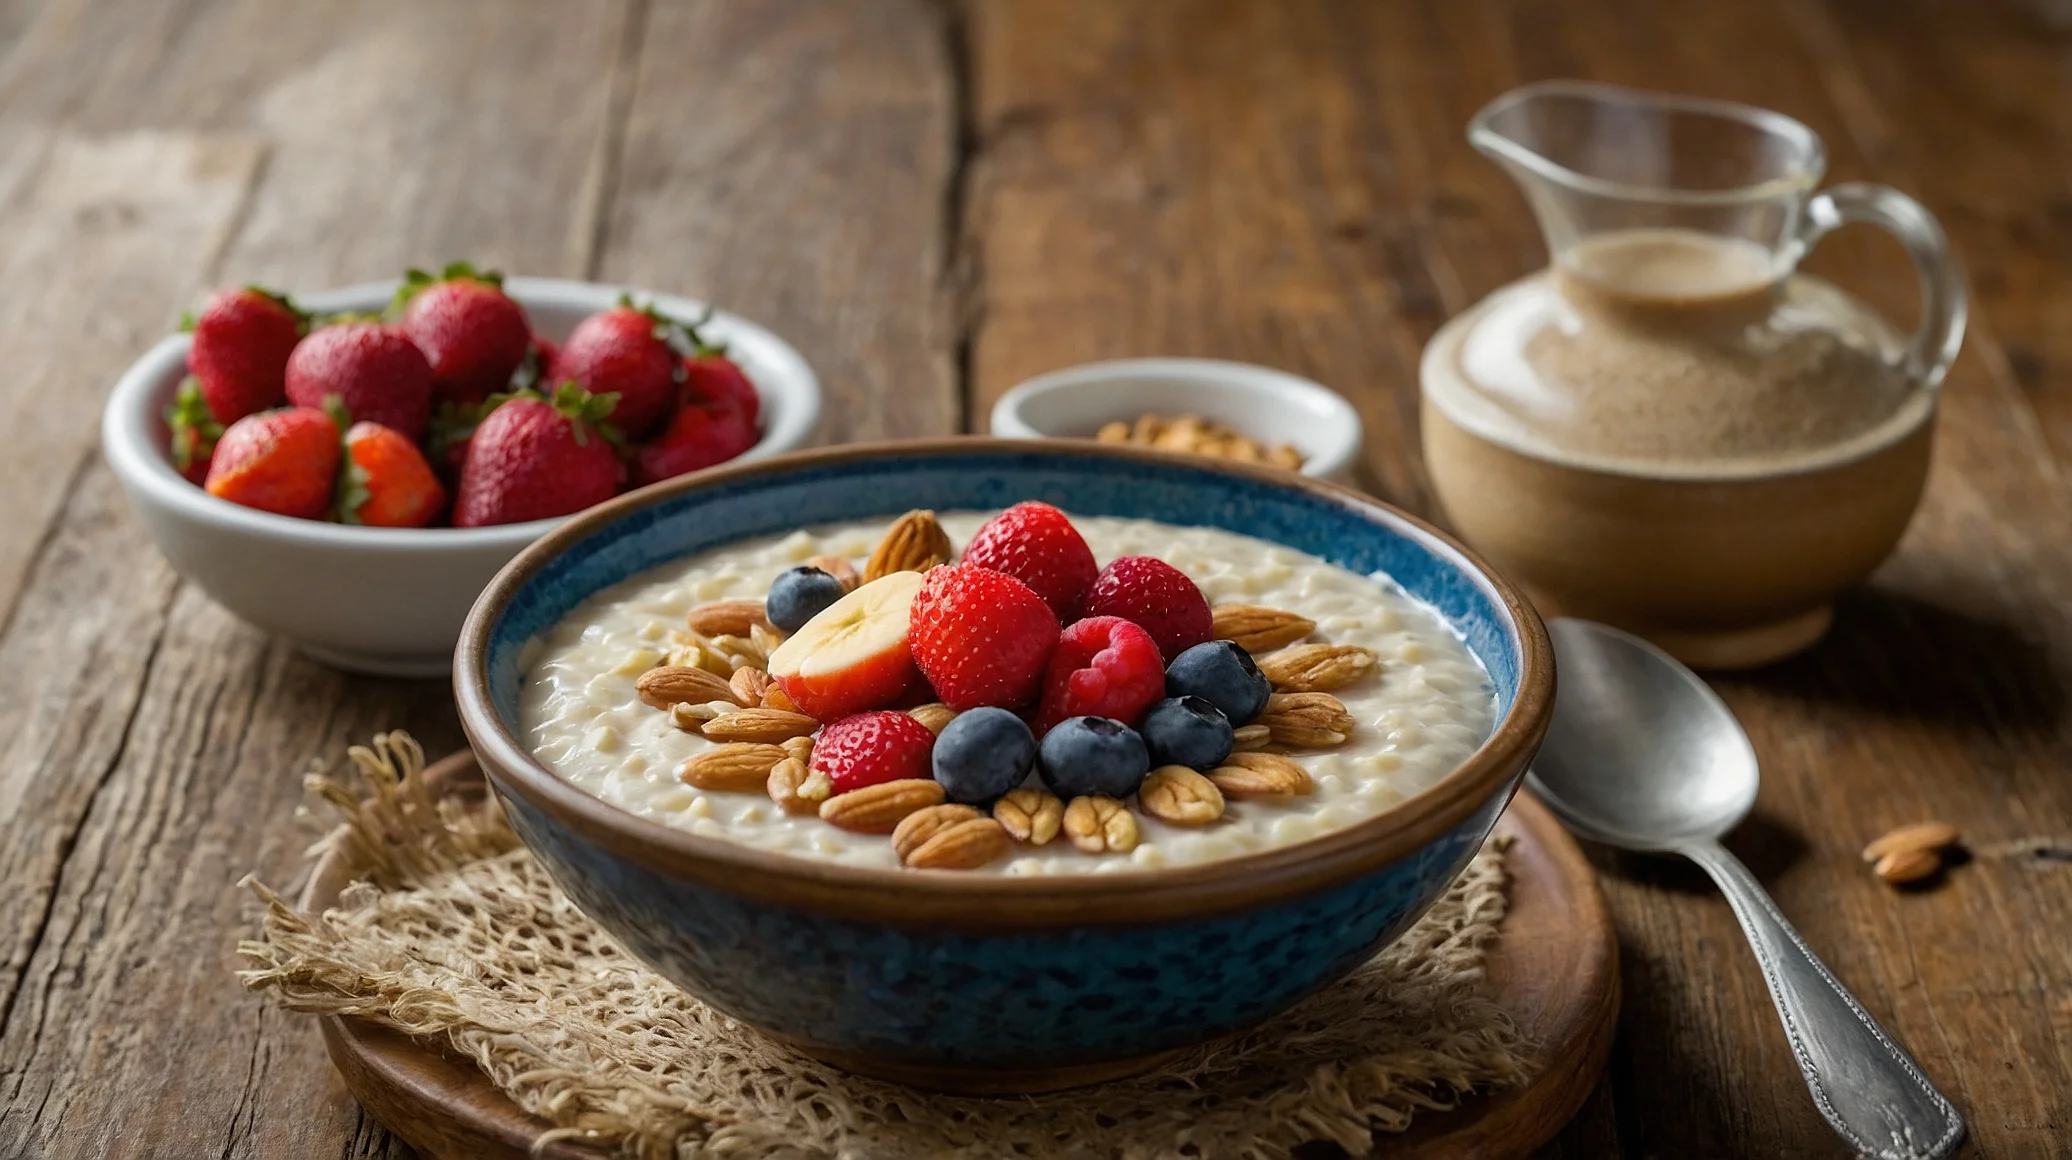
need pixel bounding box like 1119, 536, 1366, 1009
183, 286, 307, 425
959, 501, 1098, 621
546, 299, 699, 439
285, 319, 435, 440
811, 710, 937, 795
631, 396, 758, 487
909, 564, 1060, 711
1033, 616, 1166, 734
451, 383, 622, 527
681, 353, 759, 430
165, 377, 222, 484
203, 406, 340, 519
1081, 555, 1213, 662
394, 262, 532, 406
338, 419, 446, 527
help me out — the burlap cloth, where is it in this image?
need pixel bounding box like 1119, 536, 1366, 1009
237, 734, 1530, 1159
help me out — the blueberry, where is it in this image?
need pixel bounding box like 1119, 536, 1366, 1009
1166, 640, 1271, 723
765, 566, 847, 632
1140, 696, 1233, 770
932, 707, 1037, 804
1038, 716, 1151, 799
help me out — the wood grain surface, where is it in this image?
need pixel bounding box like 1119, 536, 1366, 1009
0, 0, 2063, 1157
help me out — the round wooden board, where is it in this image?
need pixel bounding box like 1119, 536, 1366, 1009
303, 752, 1619, 1159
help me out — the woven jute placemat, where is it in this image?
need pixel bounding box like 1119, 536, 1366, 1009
238, 734, 1528, 1159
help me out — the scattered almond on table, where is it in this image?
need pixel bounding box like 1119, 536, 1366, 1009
1095, 413, 1305, 470
1862, 821, 1960, 886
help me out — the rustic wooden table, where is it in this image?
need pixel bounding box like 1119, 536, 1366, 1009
2, 1, 2067, 1156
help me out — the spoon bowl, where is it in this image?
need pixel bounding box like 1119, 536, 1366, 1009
1529, 618, 1964, 1160
1529, 619, 1757, 849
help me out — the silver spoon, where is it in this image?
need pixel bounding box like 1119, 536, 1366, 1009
1528, 618, 1965, 1160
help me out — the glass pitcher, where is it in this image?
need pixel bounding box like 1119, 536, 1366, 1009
1419, 81, 1966, 668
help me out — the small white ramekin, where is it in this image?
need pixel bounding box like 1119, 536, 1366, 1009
988, 358, 1363, 482
101, 276, 820, 677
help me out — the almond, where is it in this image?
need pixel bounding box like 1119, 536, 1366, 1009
908, 702, 958, 735
1873, 846, 1942, 885
892, 804, 982, 861
1230, 723, 1272, 751
764, 684, 801, 713
820, 779, 946, 833
1259, 691, 1355, 747
906, 817, 1012, 870
687, 600, 772, 639
864, 509, 953, 582
1063, 795, 1138, 854
1207, 751, 1313, 799
730, 666, 775, 707
994, 787, 1064, 845
1861, 821, 1959, 863
679, 743, 788, 791
637, 665, 742, 710
1257, 643, 1379, 692
1138, 766, 1225, 825
700, 708, 820, 744
1211, 605, 1316, 653
766, 757, 818, 815
806, 554, 861, 592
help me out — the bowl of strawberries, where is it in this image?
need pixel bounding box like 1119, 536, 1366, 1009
101, 267, 820, 676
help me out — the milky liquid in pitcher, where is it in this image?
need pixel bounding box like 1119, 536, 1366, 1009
1425, 228, 1934, 479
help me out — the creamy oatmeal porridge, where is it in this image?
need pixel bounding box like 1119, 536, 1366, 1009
521, 511, 1496, 874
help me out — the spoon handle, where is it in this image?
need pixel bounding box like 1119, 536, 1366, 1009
1682, 839, 1965, 1160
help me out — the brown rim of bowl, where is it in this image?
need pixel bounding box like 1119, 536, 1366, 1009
455, 437, 1554, 931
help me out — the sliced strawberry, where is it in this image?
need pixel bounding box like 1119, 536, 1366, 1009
338, 419, 446, 527
395, 262, 532, 406
204, 406, 340, 519
811, 710, 938, 796
1032, 616, 1166, 734
960, 501, 1098, 621
908, 564, 1060, 711
1081, 555, 1214, 662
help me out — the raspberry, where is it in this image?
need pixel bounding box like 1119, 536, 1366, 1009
811, 711, 938, 795
909, 564, 1061, 711
959, 501, 1099, 621
1033, 616, 1166, 734
1080, 556, 1213, 662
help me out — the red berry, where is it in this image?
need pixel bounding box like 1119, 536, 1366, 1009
1082, 555, 1213, 662
285, 320, 435, 440
1033, 616, 1166, 734
681, 354, 760, 430
185, 286, 306, 427
909, 564, 1060, 711
811, 710, 937, 796
396, 263, 531, 406
451, 384, 622, 527
959, 501, 1099, 621
547, 304, 683, 439
339, 421, 446, 527
631, 396, 758, 486
204, 406, 340, 519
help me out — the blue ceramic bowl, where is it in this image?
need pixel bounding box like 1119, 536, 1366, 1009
456, 439, 1553, 1093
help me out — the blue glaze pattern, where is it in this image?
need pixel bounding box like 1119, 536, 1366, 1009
474, 447, 1535, 1074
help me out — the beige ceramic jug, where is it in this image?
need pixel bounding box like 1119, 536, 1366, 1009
1421, 82, 1965, 668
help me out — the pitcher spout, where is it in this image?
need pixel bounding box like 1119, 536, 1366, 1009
1468, 81, 1826, 274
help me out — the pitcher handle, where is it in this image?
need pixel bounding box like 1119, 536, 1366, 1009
1799, 184, 1967, 388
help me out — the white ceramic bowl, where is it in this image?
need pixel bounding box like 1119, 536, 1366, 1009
101, 276, 820, 677
988, 358, 1363, 481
